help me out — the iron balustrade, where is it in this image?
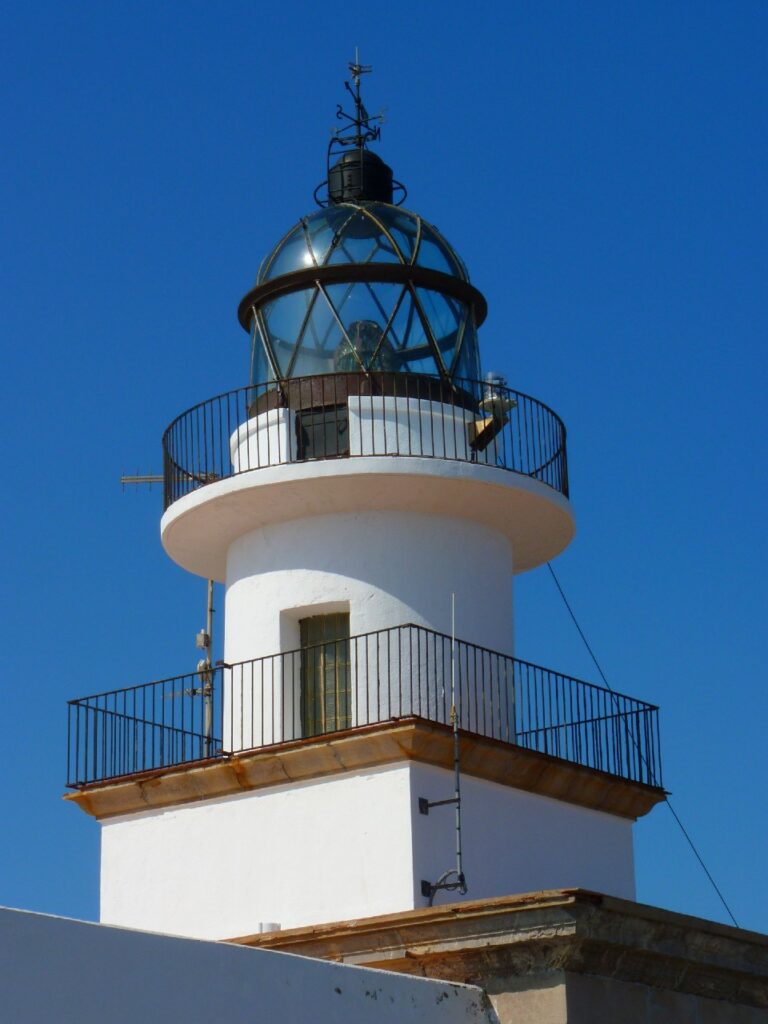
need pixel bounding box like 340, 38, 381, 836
67, 624, 660, 790
162, 373, 569, 509
67, 668, 219, 790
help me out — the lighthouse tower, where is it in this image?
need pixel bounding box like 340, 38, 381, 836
66, 65, 664, 942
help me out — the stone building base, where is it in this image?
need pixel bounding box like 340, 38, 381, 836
230, 889, 768, 1023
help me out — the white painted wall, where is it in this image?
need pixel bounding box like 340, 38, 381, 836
161, 450, 575, 581
0, 906, 493, 1024
100, 763, 635, 941
101, 764, 417, 940
409, 762, 636, 907
221, 511, 513, 749
224, 510, 513, 661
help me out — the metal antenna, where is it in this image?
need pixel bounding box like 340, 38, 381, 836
195, 577, 215, 758
120, 473, 163, 490
418, 593, 468, 905
121, 471, 216, 753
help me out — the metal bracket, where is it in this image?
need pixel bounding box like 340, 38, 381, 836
420, 871, 467, 904
418, 795, 459, 816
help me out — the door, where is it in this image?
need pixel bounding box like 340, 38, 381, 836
300, 613, 351, 736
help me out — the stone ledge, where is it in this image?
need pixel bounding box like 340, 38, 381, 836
64, 718, 664, 820
229, 889, 768, 1010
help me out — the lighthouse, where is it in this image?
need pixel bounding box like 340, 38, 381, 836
66, 63, 665, 942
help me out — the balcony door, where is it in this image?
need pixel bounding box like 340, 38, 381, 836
300, 613, 351, 737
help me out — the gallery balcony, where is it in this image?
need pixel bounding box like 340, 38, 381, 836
161, 372, 570, 510
66, 623, 663, 820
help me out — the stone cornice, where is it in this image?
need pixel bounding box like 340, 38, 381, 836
230, 889, 768, 1009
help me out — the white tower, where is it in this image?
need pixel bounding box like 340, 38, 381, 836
67, 67, 664, 941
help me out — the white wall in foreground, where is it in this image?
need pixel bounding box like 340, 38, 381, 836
0, 907, 494, 1024
100, 761, 635, 940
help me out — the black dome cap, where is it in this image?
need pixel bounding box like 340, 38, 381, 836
328, 149, 394, 204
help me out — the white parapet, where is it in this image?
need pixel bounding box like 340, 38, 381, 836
230, 406, 294, 470
0, 906, 493, 1024
348, 394, 476, 461
228, 394, 502, 471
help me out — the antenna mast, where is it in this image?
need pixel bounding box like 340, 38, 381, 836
195, 578, 215, 758
419, 593, 468, 905
121, 471, 216, 754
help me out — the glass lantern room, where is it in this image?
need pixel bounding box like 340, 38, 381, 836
238, 202, 487, 388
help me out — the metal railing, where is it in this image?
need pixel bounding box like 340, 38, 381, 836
67, 624, 660, 790
162, 373, 569, 509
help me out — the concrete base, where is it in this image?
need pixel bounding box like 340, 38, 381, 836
231, 889, 768, 1023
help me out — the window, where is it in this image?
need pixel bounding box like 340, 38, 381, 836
300, 613, 351, 736
296, 405, 349, 460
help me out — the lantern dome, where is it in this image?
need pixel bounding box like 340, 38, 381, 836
238, 201, 487, 387
257, 203, 469, 283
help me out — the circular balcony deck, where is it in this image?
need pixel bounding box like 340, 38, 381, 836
160, 373, 575, 580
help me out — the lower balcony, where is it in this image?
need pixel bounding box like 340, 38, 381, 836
66, 624, 663, 814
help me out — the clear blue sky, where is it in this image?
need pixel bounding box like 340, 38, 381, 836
1, 2, 766, 932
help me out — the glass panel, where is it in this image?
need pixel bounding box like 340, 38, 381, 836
325, 280, 383, 328
451, 313, 481, 383
322, 283, 393, 372
300, 613, 350, 736
261, 290, 315, 376
380, 207, 420, 263
422, 222, 469, 279
417, 288, 463, 344
289, 288, 344, 376
249, 316, 274, 385
289, 343, 337, 377
416, 226, 460, 276
259, 224, 313, 282
324, 209, 397, 266
297, 287, 336, 351
304, 206, 359, 267
389, 291, 441, 376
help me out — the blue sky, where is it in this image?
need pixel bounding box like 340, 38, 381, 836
1, 2, 766, 931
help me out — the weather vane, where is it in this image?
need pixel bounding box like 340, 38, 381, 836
314, 53, 405, 207
333, 49, 385, 150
